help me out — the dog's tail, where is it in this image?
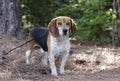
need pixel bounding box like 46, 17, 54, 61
0, 39, 33, 56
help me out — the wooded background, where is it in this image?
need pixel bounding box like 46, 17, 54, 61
0, 0, 120, 46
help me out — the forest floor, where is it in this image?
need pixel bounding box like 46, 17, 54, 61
0, 34, 120, 81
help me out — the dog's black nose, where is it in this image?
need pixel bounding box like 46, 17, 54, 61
63, 29, 67, 35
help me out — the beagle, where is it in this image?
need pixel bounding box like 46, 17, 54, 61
25, 16, 77, 76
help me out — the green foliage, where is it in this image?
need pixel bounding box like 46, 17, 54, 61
21, 0, 115, 41
76, 0, 115, 41
21, 0, 60, 31
55, 4, 82, 18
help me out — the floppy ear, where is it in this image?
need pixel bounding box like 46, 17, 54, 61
48, 18, 59, 37
70, 18, 77, 35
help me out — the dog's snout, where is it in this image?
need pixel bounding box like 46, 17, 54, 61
63, 29, 67, 35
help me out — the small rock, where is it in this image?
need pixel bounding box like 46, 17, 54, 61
95, 60, 101, 65
75, 59, 86, 65
69, 50, 73, 54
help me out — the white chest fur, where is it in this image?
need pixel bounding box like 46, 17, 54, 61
49, 35, 71, 76
50, 35, 70, 56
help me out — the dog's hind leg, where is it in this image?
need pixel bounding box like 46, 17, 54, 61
24, 39, 35, 64
26, 50, 32, 64
40, 48, 48, 66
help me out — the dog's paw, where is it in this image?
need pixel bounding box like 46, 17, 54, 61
51, 71, 58, 77
26, 60, 31, 64
59, 68, 65, 75
59, 71, 65, 75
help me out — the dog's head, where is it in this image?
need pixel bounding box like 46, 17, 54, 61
48, 16, 77, 37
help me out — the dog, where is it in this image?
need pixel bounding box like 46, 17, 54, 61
25, 16, 77, 76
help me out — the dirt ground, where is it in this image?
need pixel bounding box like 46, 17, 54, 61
1, 34, 120, 81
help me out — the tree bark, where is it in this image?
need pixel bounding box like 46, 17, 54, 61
0, 0, 25, 39
112, 0, 120, 46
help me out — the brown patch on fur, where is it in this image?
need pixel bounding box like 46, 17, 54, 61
70, 18, 77, 35
48, 19, 59, 37
24, 35, 40, 51
47, 35, 50, 55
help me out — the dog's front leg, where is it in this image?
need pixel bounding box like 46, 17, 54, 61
59, 51, 69, 75
49, 52, 57, 76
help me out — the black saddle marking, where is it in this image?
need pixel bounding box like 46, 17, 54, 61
30, 27, 49, 51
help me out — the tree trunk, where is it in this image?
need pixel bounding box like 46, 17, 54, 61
0, 0, 25, 39
112, 0, 120, 46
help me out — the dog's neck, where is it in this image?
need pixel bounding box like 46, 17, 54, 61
58, 35, 69, 41
51, 34, 69, 43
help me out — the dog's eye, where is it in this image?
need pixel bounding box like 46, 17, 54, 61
66, 22, 70, 25
58, 22, 62, 25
